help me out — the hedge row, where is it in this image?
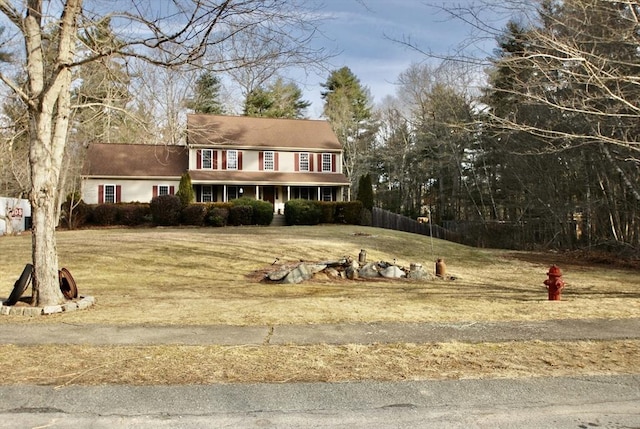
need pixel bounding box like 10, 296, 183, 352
61, 197, 365, 229
284, 200, 365, 226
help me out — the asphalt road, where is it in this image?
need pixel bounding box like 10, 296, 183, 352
0, 376, 638, 428
1, 319, 639, 428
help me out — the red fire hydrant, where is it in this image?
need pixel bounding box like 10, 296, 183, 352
543, 265, 565, 301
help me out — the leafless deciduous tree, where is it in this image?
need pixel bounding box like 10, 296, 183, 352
0, 0, 329, 306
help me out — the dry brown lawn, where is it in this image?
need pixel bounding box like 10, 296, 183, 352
1, 225, 639, 385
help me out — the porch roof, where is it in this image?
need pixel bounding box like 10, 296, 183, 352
189, 170, 350, 186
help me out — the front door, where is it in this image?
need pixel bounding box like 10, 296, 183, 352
263, 186, 275, 211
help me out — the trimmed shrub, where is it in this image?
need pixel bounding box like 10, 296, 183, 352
228, 205, 253, 226
316, 201, 336, 224
92, 203, 119, 226
118, 203, 150, 226
334, 201, 363, 225
206, 206, 229, 227
150, 194, 182, 226
231, 197, 274, 225
284, 199, 321, 225
182, 203, 208, 226
176, 172, 195, 207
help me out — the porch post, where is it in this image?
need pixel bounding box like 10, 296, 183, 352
255, 185, 259, 200
223, 185, 227, 202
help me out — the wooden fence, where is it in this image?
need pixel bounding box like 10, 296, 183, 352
371, 207, 463, 244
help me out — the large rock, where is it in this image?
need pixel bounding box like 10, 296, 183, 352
266, 269, 291, 281
281, 263, 313, 284
380, 265, 405, 279
358, 262, 380, 278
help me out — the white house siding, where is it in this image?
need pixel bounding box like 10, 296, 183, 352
82, 179, 180, 204
190, 148, 342, 173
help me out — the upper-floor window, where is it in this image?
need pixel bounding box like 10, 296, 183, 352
299, 152, 310, 171
263, 151, 274, 171
227, 150, 238, 170
322, 153, 332, 172
202, 149, 213, 169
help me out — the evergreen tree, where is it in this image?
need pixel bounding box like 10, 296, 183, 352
321, 67, 376, 193
176, 172, 195, 207
356, 174, 374, 211
186, 72, 225, 114
243, 77, 310, 118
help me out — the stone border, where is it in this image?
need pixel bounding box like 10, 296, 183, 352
0, 296, 95, 316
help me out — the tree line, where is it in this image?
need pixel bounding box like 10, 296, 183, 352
366, 0, 640, 252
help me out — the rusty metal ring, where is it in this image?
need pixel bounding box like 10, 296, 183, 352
59, 267, 78, 300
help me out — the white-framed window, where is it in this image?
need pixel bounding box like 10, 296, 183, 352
104, 184, 116, 203
158, 185, 170, 196
202, 149, 213, 169
322, 153, 332, 172
263, 151, 274, 171
299, 152, 309, 171
227, 150, 237, 170
201, 185, 213, 202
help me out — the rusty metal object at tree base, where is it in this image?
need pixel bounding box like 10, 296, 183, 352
543, 265, 565, 301
4, 263, 33, 306
59, 267, 78, 300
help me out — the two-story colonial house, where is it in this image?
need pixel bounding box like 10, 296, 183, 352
81, 114, 351, 213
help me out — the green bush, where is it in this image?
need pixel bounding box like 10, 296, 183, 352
176, 172, 195, 207
181, 203, 208, 226
228, 205, 253, 226
357, 174, 374, 211
284, 199, 321, 225
316, 201, 336, 224
204, 203, 231, 227
231, 197, 274, 225
91, 203, 119, 226
118, 203, 150, 226
334, 201, 363, 225
150, 195, 182, 226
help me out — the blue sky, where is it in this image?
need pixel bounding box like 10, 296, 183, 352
301, 0, 506, 118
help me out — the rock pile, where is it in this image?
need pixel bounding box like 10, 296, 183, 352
263, 256, 433, 284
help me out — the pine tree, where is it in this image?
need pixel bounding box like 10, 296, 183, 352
243, 77, 310, 118
321, 67, 376, 193
186, 72, 225, 114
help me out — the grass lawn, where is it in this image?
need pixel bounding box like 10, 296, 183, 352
0, 225, 638, 385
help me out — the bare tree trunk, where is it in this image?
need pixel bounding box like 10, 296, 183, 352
24, 0, 80, 306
